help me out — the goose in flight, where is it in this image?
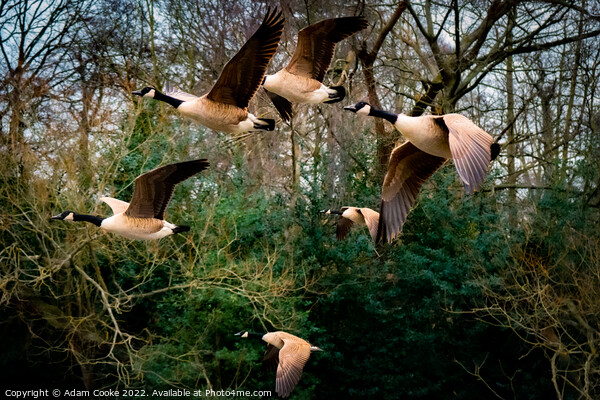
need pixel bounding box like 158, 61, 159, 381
235, 330, 322, 398
262, 16, 368, 121
51, 159, 209, 240
344, 101, 500, 242
321, 207, 379, 241
133, 8, 284, 134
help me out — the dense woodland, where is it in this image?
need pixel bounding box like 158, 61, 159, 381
2, 0, 600, 398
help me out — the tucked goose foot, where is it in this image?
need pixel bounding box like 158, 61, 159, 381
253, 118, 275, 131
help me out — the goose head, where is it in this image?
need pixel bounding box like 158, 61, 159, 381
132, 86, 158, 98
234, 330, 249, 338
51, 211, 75, 221
344, 101, 371, 116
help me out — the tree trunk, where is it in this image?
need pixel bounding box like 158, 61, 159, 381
357, 2, 407, 175
561, 1, 585, 183
77, 74, 92, 190
506, 8, 517, 219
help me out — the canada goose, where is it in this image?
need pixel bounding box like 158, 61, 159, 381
262, 16, 368, 121
133, 8, 284, 134
320, 207, 379, 241
235, 330, 322, 398
51, 159, 209, 240
344, 101, 500, 242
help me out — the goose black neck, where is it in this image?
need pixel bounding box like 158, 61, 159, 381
370, 108, 398, 124
247, 332, 264, 339
329, 210, 343, 215
74, 213, 104, 227
154, 91, 184, 109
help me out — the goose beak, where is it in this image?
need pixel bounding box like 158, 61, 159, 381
319, 209, 329, 214
51, 214, 62, 220
132, 90, 143, 96
343, 105, 357, 112
234, 331, 244, 336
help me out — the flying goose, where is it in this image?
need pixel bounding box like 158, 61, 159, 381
51, 159, 209, 240
133, 8, 284, 134
235, 330, 322, 398
262, 16, 368, 121
321, 207, 379, 241
344, 101, 500, 243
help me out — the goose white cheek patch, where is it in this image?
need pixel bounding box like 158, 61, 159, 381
357, 104, 371, 115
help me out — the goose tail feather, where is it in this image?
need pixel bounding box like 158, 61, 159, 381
172, 225, 191, 234
323, 86, 346, 104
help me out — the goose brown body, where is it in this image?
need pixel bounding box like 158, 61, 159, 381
100, 213, 164, 238
322, 207, 380, 241
264, 69, 323, 103
176, 96, 250, 132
